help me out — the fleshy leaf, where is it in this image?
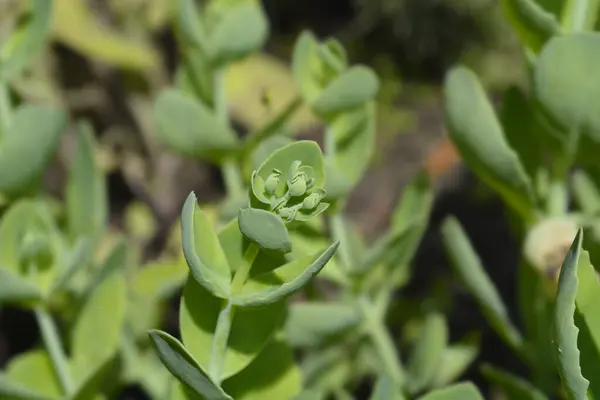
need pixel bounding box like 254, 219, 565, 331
284, 301, 361, 347
70, 270, 127, 387
500, 0, 561, 53
441, 216, 524, 351
311, 66, 380, 114
370, 375, 404, 400
291, 31, 323, 104
65, 121, 107, 242
418, 382, 484, 400
222, 338, 302, 400
444, 66, 534, 220
153, 90, 239, 163
181, 192, 232, 299
149, 330, 233, 400
237, 208, 292, 253
0, 106, 67, 198
231, 241, 339, 307
208, 3, 269, 66
554, 229, 590, 399
0, 0, 53, 81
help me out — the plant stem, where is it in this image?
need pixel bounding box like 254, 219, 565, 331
222, 158, 244, 199
0, 82, 11, 138
358, 296, 406, 389
209, 243, 260, 383
35, 307, 74, 396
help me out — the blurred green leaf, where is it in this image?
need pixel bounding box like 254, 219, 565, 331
417, 382, 484, 400
284, 301, 361, 347
500, 0, 560, 53
232, 241, 339, 307
0, 267, 42, 304
66, 121, 107, 243
153, 89, 239, 163
0, 373, 53, 400
441, 216, 524, 353
237, 208, 292, 253
49, 238, 89, 297
222, 337, 302, 399
3, 350, 62, 399
481, 364, 548, 400
561, 0, 600, 32
181, 191, 232, 299
554, 229, 589, 400
208, 3, 269, 66
292, 31, 323, 104
312, 66, 380, 114
572, 171, 600, 215
430, 335, 479, 388
407, 312, 448, 394
444, 66, 534, 220
0, 0, 53, 81
370, 375, 404, 400
70, 270, 127, 387
0, 106, 66, 198
149, 330, 233, 400
132, 260, 189, 300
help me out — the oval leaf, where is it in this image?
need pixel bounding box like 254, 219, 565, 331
149, 330, 233, 400
181, 192, 232, 299
554, 228, 590, 400
231, 241, 339, 307
238, 208, 292, 253
444, 66, 534, 219
4, 350, 62, 399
153, 90, 239, 163
312, 66, 380, 114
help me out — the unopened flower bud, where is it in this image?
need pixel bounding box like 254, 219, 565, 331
278, 207, 297, 222
264, 169, 281, 194
289, 175, 307, 197
302, 192, 321, 210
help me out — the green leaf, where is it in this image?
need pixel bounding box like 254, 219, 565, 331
0, 0, 53, 81
132, 260, 189, 300
561, 0, 600, 32
481, 364, 548, 400
249, 136, 295, 174
572, 170, 600, 215
554, 228, 589, 400
0, 267, 42, 304
181, 191, 232, 299
284, 301, 361, 347
179, 276, 286, 380
49, 238, 90, 297
237, 208, 292, 253
222, 337, 302, 400
82, 236, 127, 296
208, 4, 269, 66
0, 373, 53, 400
418, 382, 484, 400
231, 241, 339, 306
441, 216, 524, 352
370, 375, 404, 400
0, 106, 67, 198
430, 335, 479, 388
444, 66, 534, 220
407, 312, 448, 394
70, 270, 127, 387
312, 66, 380, 114
291, 31, 323, 104
148, 330, 233, 400
65, 121, 107, 242
500, 0, 561, 53
153, 89, 239, 163
176, 0, 209, 52
3, 350, 62, 399
533, 33, 600, 164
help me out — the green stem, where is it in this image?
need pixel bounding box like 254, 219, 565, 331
358, 296, 405, 388
35, 308, 74, 396
209, 243, 260, 383
0, 82, 12, 138
222, 158, 244, 198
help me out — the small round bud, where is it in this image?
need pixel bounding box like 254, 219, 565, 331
302, 192, 321, 210
289, 175, 307, 197
278, 207, 297, 222
264, 169, 281, 195
288, 160, 302, 181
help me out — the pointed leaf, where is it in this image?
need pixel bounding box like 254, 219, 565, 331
149, 330, 233, 400
312, 66, 380, 114
481, 364, 548, 400
3, 350, 62, 399
500, 0, 560, 53
49, 238, 90, 296
418, 382, 484, 400
66, 121, 107, 242
231, 241, 339, 306
153, 90, 239, 163
284, 301, 361, 347
0, 0, 53, 81
181, 192, 232, 299
554, 229, 589, 400
0, 106, 66, 197
444, 66, 534, 219
237, 208, 292, 253
222, 338, 302, 400
441, 216, 524, 352
208, 4, 269, 66
71, 270, 127, 386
